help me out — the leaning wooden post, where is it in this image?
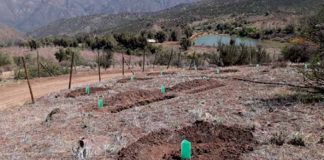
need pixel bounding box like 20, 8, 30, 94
22, 57, 35, 104
40, 62, 53, 76
68, 52, 75, 89
142, 50, 145, 72
37, 50, 40, 78
97, 51, 101, 82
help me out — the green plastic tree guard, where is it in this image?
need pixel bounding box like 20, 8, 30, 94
256, 64, 260, 71
160, 70, 164, 76
181, 139, 191, 159
85, 85, 90, 95
98, 99, 104, 109
193, 61, 197, 71
130, 75, 135, 81
160, 84, 166, 94
305, 64, 308, 70
216, 68, 220, 74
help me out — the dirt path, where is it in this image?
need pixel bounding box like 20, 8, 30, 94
0, 70, 136, 111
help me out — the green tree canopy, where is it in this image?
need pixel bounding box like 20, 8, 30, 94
155, 31, 167, 43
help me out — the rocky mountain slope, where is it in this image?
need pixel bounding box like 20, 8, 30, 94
30, 0, 323, 37
0, 25, 23, 42
0, 0, 197, 32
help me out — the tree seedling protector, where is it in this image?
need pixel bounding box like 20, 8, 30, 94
85, 85, 90, 95
256, 64, 260, 71
216, 68, 220, 74
181, 139, 191, 159
160, 84, 166, 94
98, 98, 104, 109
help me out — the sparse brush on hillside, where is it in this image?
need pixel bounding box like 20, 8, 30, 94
113, 33, 147, 51
216, 42, 270, 66
98, 50, 114, 69
0, 52, 13, 67
55, 48, 84, 66
15, 63, 69, 79
180, 37, 191, 51
154, 31, 167, 43
186, 52, 207, 69
154, 50, 174, 65
282, 44, 318, 63
14, 55, 69, 79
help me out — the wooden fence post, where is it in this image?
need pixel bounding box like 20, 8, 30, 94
167, 49, 174, 70
97, 51, 101, 82
37, 50, 40, 78
22, 57, 35, 104
68, 52, 75, 89
122, 52, 125, 76
142, 51, 145, 72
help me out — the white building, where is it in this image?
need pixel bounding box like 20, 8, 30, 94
147, 39, 157, 43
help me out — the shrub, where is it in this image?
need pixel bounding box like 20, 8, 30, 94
301, 6, 324, 91
283, 25, 295, 34
14, 61, 69, 79
282, 44, 317, 63
207, 51, 220, 65
303, 54, 324, 91
180, 37, 191, 50
217, 44, 270, 66
170, 30, 178, 41
28, 40, 41, 51
270, 132, 286, 146
0, 52, 12, 67
54, 48, 83, 65
319, 135, 324, 144
186, 52, 206, 68
154, 31, 167, 43
153, 50, 171, 65
114, 33, 146, 50
288, 132, 305, 146
98, 50, 114, 69
184, 27, 193, 38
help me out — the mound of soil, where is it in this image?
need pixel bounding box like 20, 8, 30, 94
66, 87, 109, 98
147, 72, 176, 76
170, 79, 224, 94
117, 121, 257, 160
117, 77, 153, 83
83, 90, 176, 113
221, 69, 239, 73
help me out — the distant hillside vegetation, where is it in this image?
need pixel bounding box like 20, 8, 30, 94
0, 25, 23, 42
30, 0, 323, 37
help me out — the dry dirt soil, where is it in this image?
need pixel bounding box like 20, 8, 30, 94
0, 69, 134, 110
0, 65, 323, 159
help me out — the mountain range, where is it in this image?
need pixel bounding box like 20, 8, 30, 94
0, 0, 197, 32
30, 0, 323, 37
0, 0, 323, 39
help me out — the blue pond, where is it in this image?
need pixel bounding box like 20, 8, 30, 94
194, 34, 258, 47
